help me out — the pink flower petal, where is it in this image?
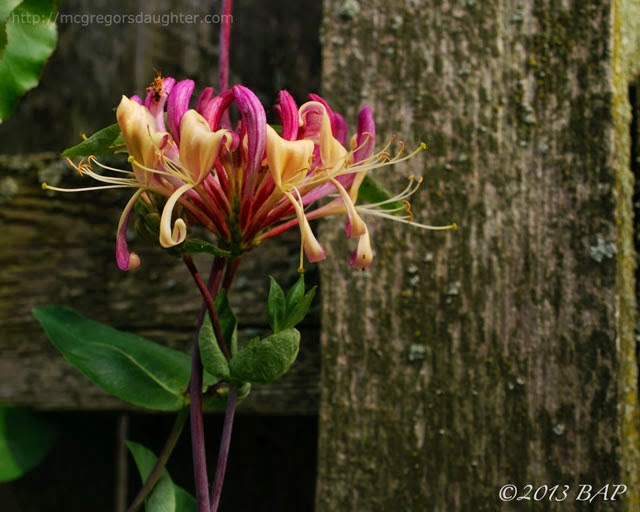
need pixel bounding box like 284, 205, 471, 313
354, 105, 375, 162
275, 90, 299, 140
308, 93, 347, 145
115, 190, 143, 271
200, 89, 234, 130
332, 113, 348, 146
167, 79, 195, 144
233, 85, 267, 174
196, 86, 215, 113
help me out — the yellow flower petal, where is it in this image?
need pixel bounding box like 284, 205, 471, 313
116, 96, 159, 170
179, 110, 229, 184
266, 125, 314, 189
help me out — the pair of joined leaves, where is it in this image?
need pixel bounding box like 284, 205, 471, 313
197, 276, 316, 408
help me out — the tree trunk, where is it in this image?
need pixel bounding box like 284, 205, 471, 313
316, 1, 639, 510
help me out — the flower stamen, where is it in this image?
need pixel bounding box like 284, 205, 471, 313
403, 200, 414, 222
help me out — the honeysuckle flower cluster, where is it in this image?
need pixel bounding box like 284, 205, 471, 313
46, 77, 453, 271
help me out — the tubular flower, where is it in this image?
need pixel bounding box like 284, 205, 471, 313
44, 76, 454, 271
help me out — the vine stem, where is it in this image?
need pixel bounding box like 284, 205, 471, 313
184, 253, 242, 512
185, 255, 227, 511
218, 0, 233, 128
184, 255, 231, 361
125, 408, 189, 512
185, 4, 237, 509
222, 256, 242, 292
210, 386, 238, 512
218, 0, 233, 92
190, 333, 210, 512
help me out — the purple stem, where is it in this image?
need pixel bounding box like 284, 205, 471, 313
210, 386, 238, 512
218, 0, 233, 92
186, 256, 226, 512
218, 0, 233, 128
190, 343, 210, 512
184, 255, 231, 360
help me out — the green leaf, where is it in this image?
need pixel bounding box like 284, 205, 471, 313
229, 329, 300, 384
285, 274, 306, 311
61, 123, 124, 157
267, 276, 286, 332
199, 315, 230, 384
0, 1, 23, 59
0, 0, 58, 121
357, 174, 405, 213
174, 486, 197, 512
269, 275, 316, 332
281, 286, 316, 331
0, 406, 57, 482
127, 441, 193, 512
214, 290, 238, 355
0, 1, 23, 21
166, 238, 232, 258
33, 306, 191, 411
200, 291, 238, 389
127, 442, 174, 512
147, 477, 175, 512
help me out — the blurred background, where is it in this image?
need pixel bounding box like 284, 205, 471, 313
0, 0, 322, 153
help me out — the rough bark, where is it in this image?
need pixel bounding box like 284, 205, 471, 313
316, 1, 639, 510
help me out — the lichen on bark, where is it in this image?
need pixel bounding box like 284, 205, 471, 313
316, 1, 639, 510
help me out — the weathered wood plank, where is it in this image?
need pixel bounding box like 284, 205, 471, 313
0, 0, 321, 153
0, 155, 320, 414
0, 0, 323, 415
316, 0, 639, 510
